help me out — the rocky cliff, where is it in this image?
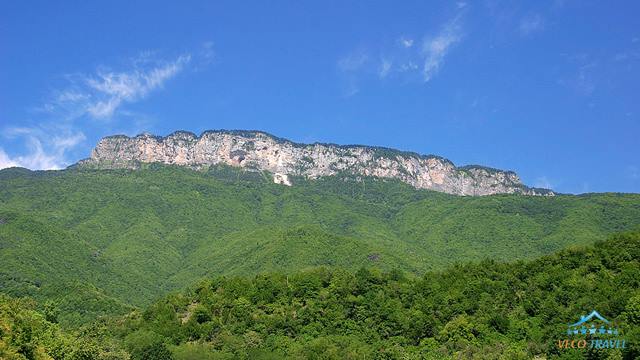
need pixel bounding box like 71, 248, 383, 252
78, 130, 553, 196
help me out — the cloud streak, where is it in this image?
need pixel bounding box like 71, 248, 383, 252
0, 149, 19, 169
2, 49, 204, 170
519, 14, 545, 36
558, 54, 598, 96
421, 16, 463, 82
48, 54, 191, 120
337, 12, 464, 93
0, 127, 86, 170
379, 58, 392, 79
336, 50, 370, 96
337, 51, 368, 72
399, 37, 414, 48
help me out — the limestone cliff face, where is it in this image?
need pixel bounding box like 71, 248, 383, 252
79, 130, 553, 196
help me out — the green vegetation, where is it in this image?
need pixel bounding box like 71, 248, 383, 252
2, 232, 639, 359
0, 293, 127, 359
0, 165, 639, 326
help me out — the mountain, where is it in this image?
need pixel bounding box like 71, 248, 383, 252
78, 130, 553, 196
1, 165, 638, 326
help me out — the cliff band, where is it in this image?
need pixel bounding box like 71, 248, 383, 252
79, 130, 553, 196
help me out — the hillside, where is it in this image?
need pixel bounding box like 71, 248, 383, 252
111, 231, 640, 359
2, 231, 639, 359
0, 165, 638, 326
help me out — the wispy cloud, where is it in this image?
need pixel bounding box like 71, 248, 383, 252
337, 51, 368, 72
337, 11, 465, 94
0, 149, 19, 169
378, 58, 392, 79
0, 127, 86, 170
558, 54, 598, 96
2, 46, 210, 170
398, 37, 414, 48
575, 62, 597, 95
193, 41, 216, 70
336, 50, 369, 96
613, 50, 640, 62
45, 53, 191, 120
556, 52, 602, 96
519, 14, 545, 36
421, 16, 463, 82
201, 41, 215, 64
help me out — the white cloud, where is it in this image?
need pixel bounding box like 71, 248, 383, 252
576, 62, 597, 95
613, 52, 629, 62
399, 61, 419, 72
3, 50, 202, 170
613, 51, 640, 62
343, 79, 360, 97
337, 51, 369, 72
52, 132, 86, 150
0, 148, 19, 169
379, 59, 392, 78
558, 54, 598, 96
0, 127, 86, 170
337, 51, 370, 97
399, 37, 414, 48
422, 16, 463, 82
84, 54, 190, 119
201, 41, 215, 63
56, 91, 89, 103
337, 13, 465, 92
42, 53, 191, 121
519, 14, 545, 36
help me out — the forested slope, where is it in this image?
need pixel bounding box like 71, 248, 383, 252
1, 165, 639, 325
2, 231, 639, 359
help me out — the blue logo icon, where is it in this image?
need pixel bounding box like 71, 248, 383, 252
567, 310, 619, 335
558, 310, 626, 350
566, 310, 620, 336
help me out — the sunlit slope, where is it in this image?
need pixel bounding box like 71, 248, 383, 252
0, 165, 638, 324
122, 231, 640, 359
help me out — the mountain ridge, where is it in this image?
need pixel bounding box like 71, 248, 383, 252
79, 129, 553, 196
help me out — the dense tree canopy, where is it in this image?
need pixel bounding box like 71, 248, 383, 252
3, 231, 637, 359
1, 165, 639, 326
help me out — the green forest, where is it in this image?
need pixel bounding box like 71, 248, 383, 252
1, 231, 639, 359
1, 165, 639, 359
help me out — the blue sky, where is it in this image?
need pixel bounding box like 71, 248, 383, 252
1, 1, 639, 193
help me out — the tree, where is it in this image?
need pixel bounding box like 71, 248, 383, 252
132, 342, 175, 360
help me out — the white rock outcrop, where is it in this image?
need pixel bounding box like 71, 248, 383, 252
79, 130, 553, 196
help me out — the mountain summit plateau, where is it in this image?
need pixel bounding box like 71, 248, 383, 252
79, 130, 553, 196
